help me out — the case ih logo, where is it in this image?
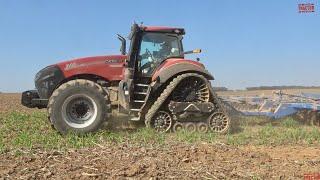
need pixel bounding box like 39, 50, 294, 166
304, 173, 320, 180
298, 3, 315, 13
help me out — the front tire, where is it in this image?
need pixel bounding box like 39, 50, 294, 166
48, 79, 109, 135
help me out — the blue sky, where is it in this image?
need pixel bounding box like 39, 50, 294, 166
0, 0, 319, 92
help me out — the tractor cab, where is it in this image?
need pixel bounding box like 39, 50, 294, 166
118, 24, 187, 116
128, 24, 185, 77
117, 24, 186, 77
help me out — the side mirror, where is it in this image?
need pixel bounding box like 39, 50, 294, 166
117, 34, 126, 55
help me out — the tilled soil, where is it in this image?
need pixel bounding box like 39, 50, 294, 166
0, 93, 44, 113
1, 143, 320, 179
1, 93, 320, 179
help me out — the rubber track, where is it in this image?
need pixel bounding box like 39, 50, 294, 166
47, 79, 108, 126
145, 73, 216, 127
208, 86, 229, 115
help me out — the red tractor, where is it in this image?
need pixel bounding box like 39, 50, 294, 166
21, 24, 230, 134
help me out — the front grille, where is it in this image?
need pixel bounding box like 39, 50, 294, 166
35, 65, 64, 99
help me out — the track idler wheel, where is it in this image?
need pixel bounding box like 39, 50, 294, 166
208, 112, 230, 134
173, 122, 184, 132
150, 111, 173, 133
197, 122, 208, 133
185, 123, 197, 133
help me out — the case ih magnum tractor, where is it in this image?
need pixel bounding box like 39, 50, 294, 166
21, 24, 230, 134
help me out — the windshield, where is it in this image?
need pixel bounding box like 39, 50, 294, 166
138, 33, 182, 75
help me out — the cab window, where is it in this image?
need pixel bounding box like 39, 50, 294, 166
138, 33, 182, 75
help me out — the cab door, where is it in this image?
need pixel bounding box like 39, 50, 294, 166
136, 33, 181, 78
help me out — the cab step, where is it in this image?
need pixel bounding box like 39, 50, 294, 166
134, 92, 147, 95
136, 84, 149, 87
130, 117, 140, 121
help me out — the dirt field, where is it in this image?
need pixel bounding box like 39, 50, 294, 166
1, 144, 320, 179
1, 93, 320, 179
0, 93, 44, 113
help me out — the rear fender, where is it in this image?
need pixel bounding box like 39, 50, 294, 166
152, 62, 214, 84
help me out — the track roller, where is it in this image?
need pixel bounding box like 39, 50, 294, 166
197, 122, 208, 133
173, 122, 184, 132
184, 122, 197, 133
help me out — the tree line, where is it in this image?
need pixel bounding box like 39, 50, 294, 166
246, 86, 320, 91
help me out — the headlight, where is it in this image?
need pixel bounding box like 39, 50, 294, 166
35, 65, 54, 82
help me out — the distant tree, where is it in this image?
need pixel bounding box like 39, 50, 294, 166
246, 86, 320, 90
213, 87, 228, 91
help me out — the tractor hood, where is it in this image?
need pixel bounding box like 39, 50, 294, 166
34, 55, 126, 99
56, 55, 127, 81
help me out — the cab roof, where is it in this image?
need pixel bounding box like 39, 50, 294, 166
143, 26, 185, 35
129, 24, 185, 40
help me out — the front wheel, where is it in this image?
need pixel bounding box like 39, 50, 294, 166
48, 79, 109, 135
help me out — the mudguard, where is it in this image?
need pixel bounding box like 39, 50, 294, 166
152, 61, 214, 84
